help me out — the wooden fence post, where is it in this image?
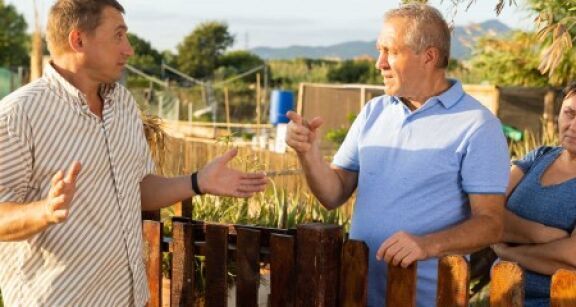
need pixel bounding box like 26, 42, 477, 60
296, 224, 342, 307
270, 234, 296, 307
171, 221, 195, 307
236, 227, 261, 307
143, 220, 162, 307
490, 261, 524, 307
205, 224, 229, 307
436, 256, 470, 307
386, 262, 417, 307
339, 240, 368, 307
551, 269, 576, 307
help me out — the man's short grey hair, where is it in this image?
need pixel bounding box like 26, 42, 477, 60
384, 3, 451, 68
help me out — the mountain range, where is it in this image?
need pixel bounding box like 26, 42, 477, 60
251, 19, 511, 60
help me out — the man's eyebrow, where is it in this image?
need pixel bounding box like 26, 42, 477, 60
115, 25, 128, 31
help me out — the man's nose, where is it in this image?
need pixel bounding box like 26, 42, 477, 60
124, 40, 134, 57
375, 52, 389, 70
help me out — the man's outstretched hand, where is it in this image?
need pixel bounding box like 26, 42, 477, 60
197, 148, 267, 198
285, 111, 323, 155
44, 161, 82, 225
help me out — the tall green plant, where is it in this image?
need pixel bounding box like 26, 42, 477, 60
509, 121, 558, 160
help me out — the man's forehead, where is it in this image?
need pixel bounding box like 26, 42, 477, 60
377, 23, 404, 46
100, 6, 127, 29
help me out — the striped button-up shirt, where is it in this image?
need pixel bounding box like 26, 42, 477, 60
0, 63, 155, 306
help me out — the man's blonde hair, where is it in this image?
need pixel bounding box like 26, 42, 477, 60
384, 3, 451, 68
46, 0, 125, 56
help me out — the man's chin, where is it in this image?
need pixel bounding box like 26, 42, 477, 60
383, 86, 398, 97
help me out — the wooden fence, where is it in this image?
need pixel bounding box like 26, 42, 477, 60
142, 218, 576, 307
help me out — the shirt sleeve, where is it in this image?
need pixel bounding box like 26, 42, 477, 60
331, 102, 369, 172
461, 118, 510, 194
0, 106, 33, 203
512, 146, 551, 174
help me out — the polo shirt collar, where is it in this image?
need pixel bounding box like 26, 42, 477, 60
389, 79, 465, 109
436, 79, 464, 109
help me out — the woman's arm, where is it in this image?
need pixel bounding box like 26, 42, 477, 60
493, 229, 576, 275
502, 210, 569, 243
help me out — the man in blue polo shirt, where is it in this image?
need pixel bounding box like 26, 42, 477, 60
286, 3, 509, 306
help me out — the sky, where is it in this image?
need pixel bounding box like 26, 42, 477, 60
7, 0, 535, 52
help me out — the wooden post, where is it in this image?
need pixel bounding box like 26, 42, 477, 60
182, 198, 193, 217
551, 269, 576, 307
339, 240, 368, 307
436, 256, 470, 307
386, 263, 417, 307
256, 73, 261, 135
188, 103, 193, 123
270, 234, 296, 307
236, 227, 261, 307
143, 220, 162, 307
359, 86, 366, 109
30, 2, 43, 81
171, 221, 195, 307
205, 224, 229, 307
544, 89, 557, 136
490, 261, 524, 307
297, 83, 305, 115
224, 87, 231, 135
295, 224, 342, 307
175, 97, 180, 121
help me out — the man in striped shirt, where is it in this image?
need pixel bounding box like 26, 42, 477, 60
0, 0, 267, 305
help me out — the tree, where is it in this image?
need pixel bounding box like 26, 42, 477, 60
127, 33, 163, 75
0, 0, 29, 68
176, 21, 234, 80
128, 33, 162, 64
468, 31, 556, 86
214, 50, 264, 82
528, 0, 576, 84
327, 59, 380, 84
441, 0, 576, 82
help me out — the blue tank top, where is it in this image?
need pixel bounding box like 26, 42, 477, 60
507, 146, 576, 306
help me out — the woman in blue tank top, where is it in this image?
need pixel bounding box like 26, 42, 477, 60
492, 83, 576, 307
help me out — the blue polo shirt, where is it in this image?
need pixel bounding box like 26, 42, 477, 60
333, 80, 509, 307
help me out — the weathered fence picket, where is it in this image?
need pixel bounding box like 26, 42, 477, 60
295, 224, 342, 307
436, 255, 470, 307
170, 221, 195, 307
270, 234, 296, 307
490, 261, 524, 307
551, 269, 576, 307
339, 240, 368, 307
235, 228, 261, 307
205, 224, 229, 307
386, 262, 417, 307
143, 220, 162, 307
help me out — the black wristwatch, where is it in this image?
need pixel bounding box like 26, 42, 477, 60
191, 171, 204, 195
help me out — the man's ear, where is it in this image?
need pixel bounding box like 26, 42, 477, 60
424, 47, 440, 67
68, 29, 83, 52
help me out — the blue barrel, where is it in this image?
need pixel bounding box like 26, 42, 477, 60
269, 90, 294, 125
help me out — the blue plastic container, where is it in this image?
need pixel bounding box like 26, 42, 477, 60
269, 90, 294, 125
